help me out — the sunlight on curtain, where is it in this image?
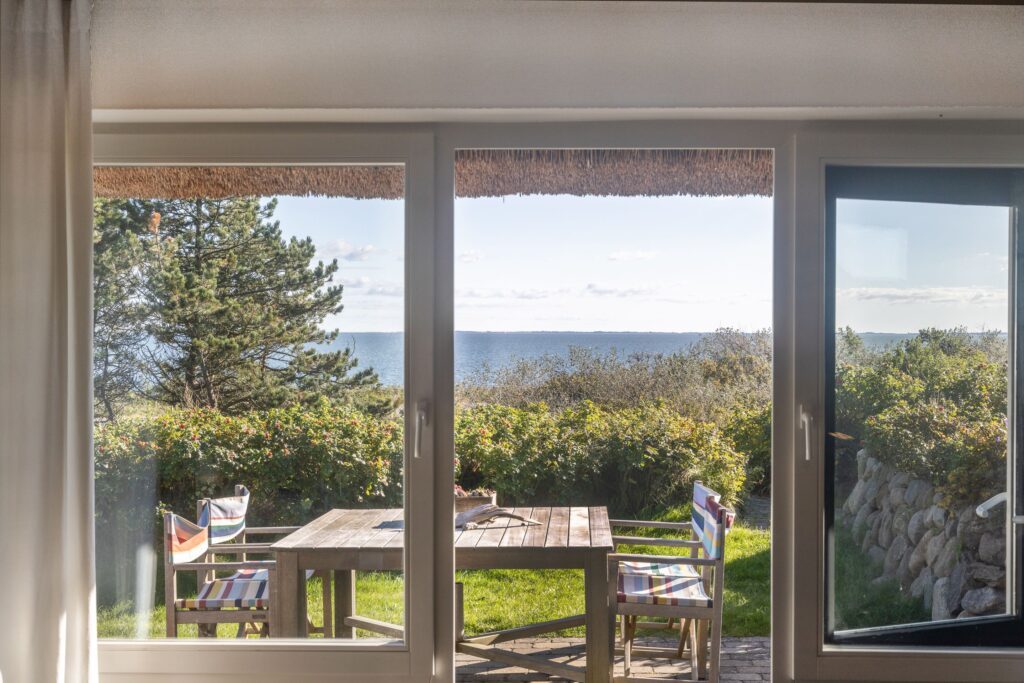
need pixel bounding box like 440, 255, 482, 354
0, 0, 96, 681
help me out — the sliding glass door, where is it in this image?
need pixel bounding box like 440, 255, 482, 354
823, 167, 1023, 647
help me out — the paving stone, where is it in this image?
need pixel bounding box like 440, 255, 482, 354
456, 636, 770, 681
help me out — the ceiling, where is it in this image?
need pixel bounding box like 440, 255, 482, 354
92, 1, 1024, 121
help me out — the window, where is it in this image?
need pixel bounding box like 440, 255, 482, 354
825, 167, 1022, 646
93, 131, 437, 683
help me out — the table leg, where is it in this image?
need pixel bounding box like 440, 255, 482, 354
275, 551, 302, 638
334, 569, 356, 638
584, 551, 613, 683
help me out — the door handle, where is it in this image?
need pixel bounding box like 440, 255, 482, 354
799, 405, 813, 462
413, 400, 429, 460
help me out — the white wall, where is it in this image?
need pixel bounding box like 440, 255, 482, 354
92, 1, 1024, 120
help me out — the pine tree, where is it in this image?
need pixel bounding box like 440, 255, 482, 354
95, 196, 377, 414
93, 199, 153, 422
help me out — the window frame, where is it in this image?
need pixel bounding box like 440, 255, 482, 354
92, 126, 438, 683
793, 129, 1024, 683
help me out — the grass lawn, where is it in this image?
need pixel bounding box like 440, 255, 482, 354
98, 523, 769, 639
831, 525, 929, 631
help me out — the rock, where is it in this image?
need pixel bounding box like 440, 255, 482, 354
910, 566, 933, 599
878, 511, 895, 549
910, 530, 936, 575
884, 535, 908, 575
875, 483, 891, 509
907, 509, 928, 545
862, 478, 883, 509
926, 505, 947, 529
867, 545, 887, 568
871, 575, 898, 589
944, 518, 957, 540
933, 491, 944, 506
932, 537, 960, 578
845, 479, 867, 514
905, 479, 928, 507
968, 562, 1006, 588
862, 512, 882, 552
961, 587, 1004, 615
956, 509, 989, 551
857, 449, 869, 478
892, 508, 912, 537
891, 471, 911, 489
852, 504, 872, 544
915, 483, 934, 509
889, 487, 907, 509
897, 549, 916, 588
946, 562, 970, 613
979, 533, 1006, 565
932, 577, 951, 620
926, 531, 947, 567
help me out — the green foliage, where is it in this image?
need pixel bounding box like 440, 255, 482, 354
94, 400, 404, 530
836, 328, 1008, 505
457, 328, 772, 426
863, 402, 1006, 505
93, 198, 377, 417
725, 403, 771, 495
93, 200, 153, 422
454, 401, 745, 514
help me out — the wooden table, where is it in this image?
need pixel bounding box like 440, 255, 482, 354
270, 506, 615, 683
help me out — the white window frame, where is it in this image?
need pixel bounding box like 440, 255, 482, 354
791, 128, 1024, 683
92, 125, 438, 683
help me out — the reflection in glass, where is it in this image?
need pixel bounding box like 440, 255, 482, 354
830, 199, 1011, 634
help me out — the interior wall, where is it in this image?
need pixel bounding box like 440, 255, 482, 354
92, 1, 1024, 119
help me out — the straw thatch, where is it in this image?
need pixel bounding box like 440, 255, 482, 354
93, 149, 772, 200
455, 149, 772, 198
93, 165, 404, 200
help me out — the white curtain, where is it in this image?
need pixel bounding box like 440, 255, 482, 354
0, 1, 96, 682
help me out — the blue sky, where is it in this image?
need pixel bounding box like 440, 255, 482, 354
836, 199, 1009, 333
271, 194, 1009, 334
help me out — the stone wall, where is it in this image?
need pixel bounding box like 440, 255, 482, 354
838, 449, 1006, 620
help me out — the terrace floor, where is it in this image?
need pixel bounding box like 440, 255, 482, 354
456, 636, 770, 682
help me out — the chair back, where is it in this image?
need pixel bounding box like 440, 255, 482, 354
198, 484, 250, 544
164, 513, 209, 565
690, 481, 734, 560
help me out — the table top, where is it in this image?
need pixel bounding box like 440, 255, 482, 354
271, 506, 613, 553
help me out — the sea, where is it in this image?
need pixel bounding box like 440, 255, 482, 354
328, 331, 924, 387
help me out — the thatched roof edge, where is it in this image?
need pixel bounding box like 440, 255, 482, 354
94, 149, 773, 200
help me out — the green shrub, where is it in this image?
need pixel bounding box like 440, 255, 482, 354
455, 401, 745, 514
95, 400, 404, 529
725, 403, 771, 495
863, 400, 1005, 505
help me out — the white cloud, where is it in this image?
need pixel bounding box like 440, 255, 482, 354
365, 285, 403, 297
339, 276, 371, 288
585, 283, 656, 298
608, 250, 656, 262
459, 249, 483, 263
457, 287, 567, 300
839, 286, 1007, 306
322, 239, 377, 262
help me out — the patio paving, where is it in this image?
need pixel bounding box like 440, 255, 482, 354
456, 635, 770, 682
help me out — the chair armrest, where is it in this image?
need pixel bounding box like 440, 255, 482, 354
612, 535, 702, 549
204, 543, 276, 554
607, 553, 717, 567
175, 560, 277, 572
610, 519, 692, 531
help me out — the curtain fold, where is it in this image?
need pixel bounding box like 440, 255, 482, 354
0, 1, 97, 682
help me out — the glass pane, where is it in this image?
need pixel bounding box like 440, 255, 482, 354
452, 149, 774, 663
93, 166, 407, 640
829, 197, 1011, 635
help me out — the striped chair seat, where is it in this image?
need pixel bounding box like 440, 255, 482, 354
620, 560, 701, 578
618, 572, 711, 608
176, 578, 268, 610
